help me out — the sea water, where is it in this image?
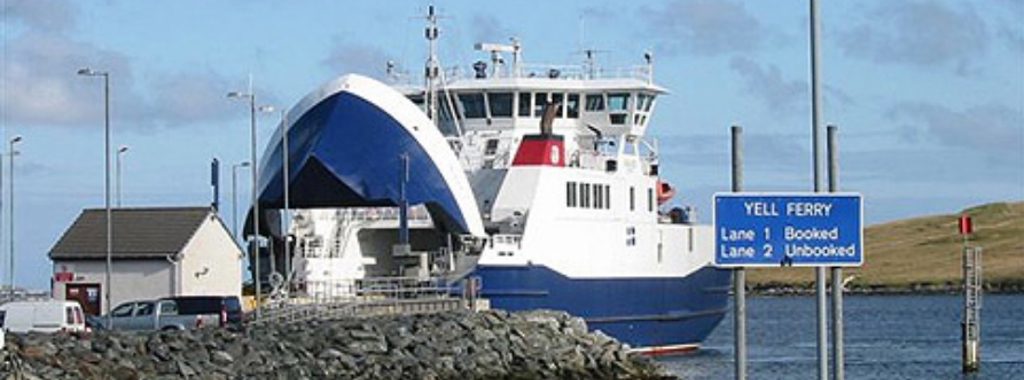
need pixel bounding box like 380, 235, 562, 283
660, 295, 1024, 379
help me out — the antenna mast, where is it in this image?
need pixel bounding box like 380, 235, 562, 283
425, 5, 440, 124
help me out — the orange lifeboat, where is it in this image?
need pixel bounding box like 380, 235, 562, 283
656, 180, 676, 205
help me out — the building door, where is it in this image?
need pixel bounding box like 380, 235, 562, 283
66, 283, 101, 316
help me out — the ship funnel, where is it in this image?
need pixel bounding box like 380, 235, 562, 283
539, 102, 560, 136
513, 102, 565, 167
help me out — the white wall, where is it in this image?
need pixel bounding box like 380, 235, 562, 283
178, 215, 243, 297
52, 260, 173, 311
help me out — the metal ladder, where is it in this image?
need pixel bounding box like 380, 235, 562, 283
963, 246, 982, 342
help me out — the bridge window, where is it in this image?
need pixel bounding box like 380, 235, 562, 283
552, 93, 565, 117
567, 94, 580, 118
489, 92, 514, 117
608, 93, 630, 111
459, 93, 486, 119
585, 94, 604, 111
518, 92, 532, 117
533, 93, 549, 117
637, 93, 656, 112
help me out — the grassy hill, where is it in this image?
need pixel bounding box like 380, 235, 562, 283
746, 201, 1024, 292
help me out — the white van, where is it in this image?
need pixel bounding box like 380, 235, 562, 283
0, 300, 88, 333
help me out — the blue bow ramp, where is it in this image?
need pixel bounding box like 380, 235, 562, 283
252, 74, 483, 237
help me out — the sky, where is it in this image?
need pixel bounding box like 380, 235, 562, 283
1, 0, 1022, 290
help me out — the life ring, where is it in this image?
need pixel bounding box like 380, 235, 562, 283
656, 180, 675, 205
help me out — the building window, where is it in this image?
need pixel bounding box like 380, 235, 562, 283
595, 184, 603, 209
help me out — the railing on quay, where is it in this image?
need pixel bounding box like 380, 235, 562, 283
248, 275, 480, 327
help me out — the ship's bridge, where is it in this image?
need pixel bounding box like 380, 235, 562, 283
405, 77, 665, 173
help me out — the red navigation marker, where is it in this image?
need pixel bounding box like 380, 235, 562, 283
959, 215, 973, 236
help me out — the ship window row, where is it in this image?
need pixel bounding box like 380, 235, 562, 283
451, 91, 657, 121
584, 93, 656, 113
566, 181, 611, 210
415, 91, 657, 128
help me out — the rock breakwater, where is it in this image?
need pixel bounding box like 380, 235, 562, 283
0, 309, 676, 379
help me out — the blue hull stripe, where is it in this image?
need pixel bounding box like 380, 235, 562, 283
472, 265, 731, 348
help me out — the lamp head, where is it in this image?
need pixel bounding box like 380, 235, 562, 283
10, 136, 22, 144
77, 68, 106, 76
118, 145, 129, 153
227, 91, 251, 99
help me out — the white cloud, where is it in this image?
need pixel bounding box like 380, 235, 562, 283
4, 29, 134, 126
885, 102, 1024, 160
148, 71, 239, 127
1, 0, 239, 130
470, 13, 512, 45
728, 56, 852, 119
3, 0, 78, 33
639, 0, 767, 57
837, 1, 989, 73
729, 56, 806, 118
320, 40, 395, 80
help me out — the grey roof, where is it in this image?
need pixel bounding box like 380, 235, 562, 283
49, 207, 218, 260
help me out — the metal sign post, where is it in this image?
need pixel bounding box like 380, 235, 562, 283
828, 125, 844, 380
730, 126, 746, 380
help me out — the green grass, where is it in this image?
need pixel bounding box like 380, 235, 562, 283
746, 201, 1024, 290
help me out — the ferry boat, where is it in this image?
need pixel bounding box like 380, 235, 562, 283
250, 8, 730, 353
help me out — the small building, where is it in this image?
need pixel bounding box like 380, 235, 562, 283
49, 207, 243, 315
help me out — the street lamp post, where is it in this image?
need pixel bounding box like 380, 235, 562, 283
228, 90, 261, 319
258, 105, 291, 285
232, 161, 251, 242
7, 136, 21, 291
281, 109, 292, 285
117, 145, 128, 208
78, 68, 113, 319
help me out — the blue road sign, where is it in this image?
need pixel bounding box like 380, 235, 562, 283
713, 193, 863, 267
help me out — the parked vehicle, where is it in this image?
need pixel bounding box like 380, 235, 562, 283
0, 300, 87, 333
103, 295, 243, 331
166, 296, 244, 326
